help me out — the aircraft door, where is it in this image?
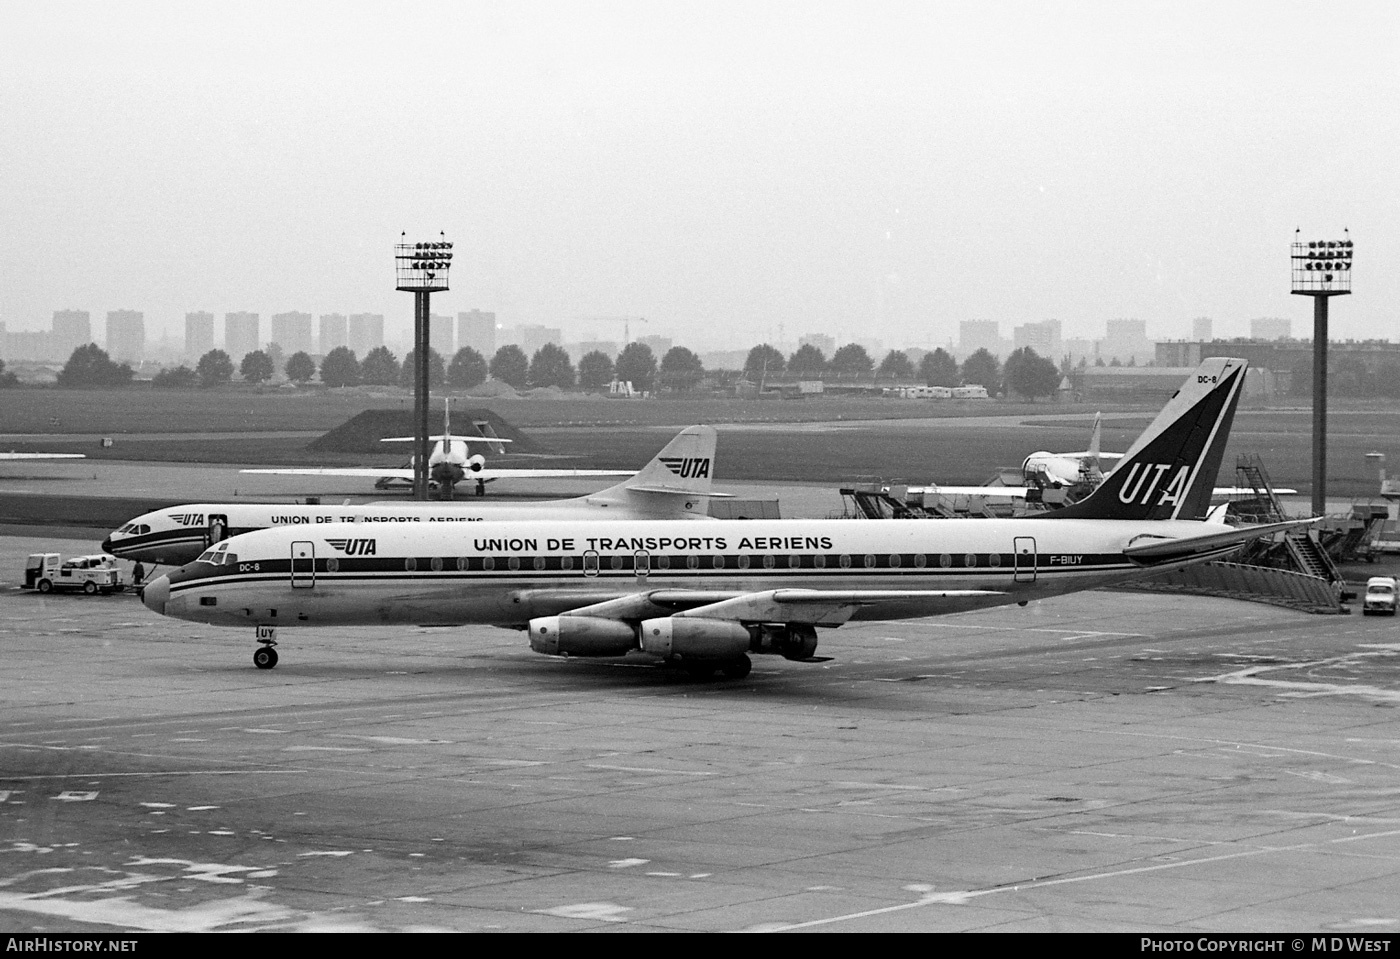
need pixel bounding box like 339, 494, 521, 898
206, 514, 229, 547
291, 541, 315, 588
1013, 536, 1036, 583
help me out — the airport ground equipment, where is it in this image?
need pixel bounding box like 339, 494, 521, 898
23, 553, 124, 595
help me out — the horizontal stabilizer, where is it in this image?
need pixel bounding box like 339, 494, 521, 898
1123, 517, 1319, 564
625, 484, 735, 498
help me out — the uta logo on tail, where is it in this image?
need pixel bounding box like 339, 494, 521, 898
661, 457, 711, 479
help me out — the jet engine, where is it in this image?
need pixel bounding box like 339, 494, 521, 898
528, 615, 637, 657
466, 454, 485, 473
639, 617, 751, 661
750, 623, 819, 660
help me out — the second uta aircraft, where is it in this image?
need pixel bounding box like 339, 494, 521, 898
140, 358, 1315, 679
105, 425, 724, 567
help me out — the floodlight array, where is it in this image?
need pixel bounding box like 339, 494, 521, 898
395, 237, 453, 292
1291, 234, 1353, 294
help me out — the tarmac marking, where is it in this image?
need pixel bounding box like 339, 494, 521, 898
757, 825, 1400, 932
1194, 650, 1400, 704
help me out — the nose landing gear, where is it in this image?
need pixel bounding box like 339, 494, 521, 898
254, 625, 278, 669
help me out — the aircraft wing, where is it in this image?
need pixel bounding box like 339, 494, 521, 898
1, 452, 86, 460
907, 485, 1033, 499
1123, 518, 1319, 565
526, 587, 1001, 625
240, 468, 416, 479
240, 467, 635, 480
668, 588, 1005, 625
380, 436, 513, 444
484, 469, 636, 479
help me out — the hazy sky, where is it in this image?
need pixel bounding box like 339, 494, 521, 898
2, 1, 1396, 353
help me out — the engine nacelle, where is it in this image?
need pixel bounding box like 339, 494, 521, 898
639, 617, 751, 661
467, 453, 486, 473
528, 616, 637, 657
751, 623, 819, 660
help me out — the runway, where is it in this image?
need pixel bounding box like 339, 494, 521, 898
3, 532, 1399, 932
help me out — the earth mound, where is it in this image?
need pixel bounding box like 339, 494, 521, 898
307, 408, 540, 454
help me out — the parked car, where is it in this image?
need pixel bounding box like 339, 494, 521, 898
1363, 576, 1397, 616
23, 553, 125, 595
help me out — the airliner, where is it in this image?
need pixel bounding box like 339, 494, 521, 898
141, 358, 1313, 678
239, 400, 633, 498
104, 425, 723, 566
910, 411, 1293, 505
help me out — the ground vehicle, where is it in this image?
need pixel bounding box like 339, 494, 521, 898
23, 554, 125, 595
1363, 576, 1397, 616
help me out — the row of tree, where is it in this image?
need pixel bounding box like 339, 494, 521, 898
742, 343, 1062, 399
51, 339, 1062, 400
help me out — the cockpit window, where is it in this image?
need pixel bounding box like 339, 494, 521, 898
197, 549, 218, 564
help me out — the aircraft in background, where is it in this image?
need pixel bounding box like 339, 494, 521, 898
1, 451, 85, 460
907, 410, 1294, 508
240, 400, 633, 499
142, 358, 1314, 677
1022, 412, 1122, 487
105, 425, 724, 567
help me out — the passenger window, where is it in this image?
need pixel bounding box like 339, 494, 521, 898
839, 555, 851, 569
964, 553, 977, 568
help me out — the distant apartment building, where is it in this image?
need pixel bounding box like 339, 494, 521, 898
637, 334, 672, 357
105, 310, 145, 364
513, 324, 561, 358
1061, 338, 1095, 366
569, 339, 619, 362
348, 313, 384, 356
224, 312, 260, 362
1099, 318, 1152, 365
457, 310, 496, 358
1192, 316, 1213, 341
799, 333, 836, 356
270, 311, 314, 356
958, 319, 1005, 359
430, 313, 455, 358
4, 329, 53, 361
1250, 317, 1291, 340
185, 311, 215, 360
318, 313, 347, 354
52, 309, 92, 361
1013, 319, 1062, 360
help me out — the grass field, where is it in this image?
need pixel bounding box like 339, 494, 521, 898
1, 387, 1395, 495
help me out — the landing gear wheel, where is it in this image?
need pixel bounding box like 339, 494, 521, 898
684, 663, 716, 679
83, 581, 98, 595
721, 655, 752, 679
253, 647, 279, 670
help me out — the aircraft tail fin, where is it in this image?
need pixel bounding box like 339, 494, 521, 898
582, 425, 719, 518
1045, 358, 1247, 521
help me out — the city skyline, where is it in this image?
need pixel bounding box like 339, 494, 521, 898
2, 3, 1395, 351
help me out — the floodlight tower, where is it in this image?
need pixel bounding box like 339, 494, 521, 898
396, 233, 453, 501
1291, 228, 1353, 517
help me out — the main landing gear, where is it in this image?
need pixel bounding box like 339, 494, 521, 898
683, 654, 752, 680
254, 625, 278, 669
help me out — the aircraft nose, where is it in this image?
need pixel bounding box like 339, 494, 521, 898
101, 535, 114, 554
142, 574, 170, 615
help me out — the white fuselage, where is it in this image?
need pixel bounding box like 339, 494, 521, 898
147, 516, 1236, 629
106, 498, 715, 566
